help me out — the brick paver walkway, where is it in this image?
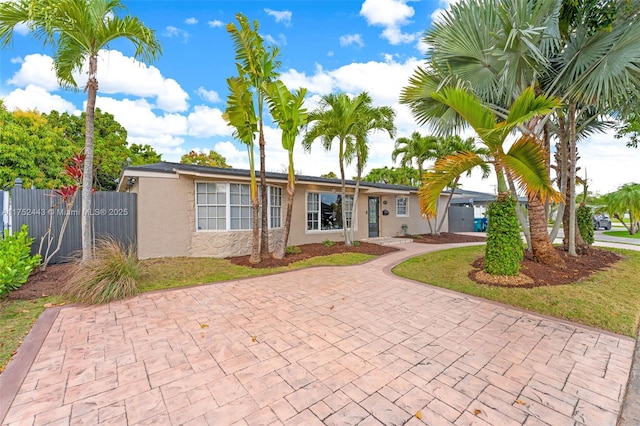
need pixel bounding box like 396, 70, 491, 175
1, 243, 635, 425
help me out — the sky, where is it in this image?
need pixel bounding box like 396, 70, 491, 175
0, 0, 637, 196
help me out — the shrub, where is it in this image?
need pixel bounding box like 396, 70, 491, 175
285, 245, 301, 255
485, 195, 523, 276
0, 225, 41, 298
64, 237, 139, 304
577, 204, 594, 245
352, 240, 360, 247
322, 239, 336, 247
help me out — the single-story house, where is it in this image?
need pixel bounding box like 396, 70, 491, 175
116, 162, 453, 259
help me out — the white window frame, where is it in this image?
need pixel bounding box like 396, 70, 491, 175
305, 191, 354, 232
396, 196, 409, 217
195, 181, 283, 231
269, 186, 282, 229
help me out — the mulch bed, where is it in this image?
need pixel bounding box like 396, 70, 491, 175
227, 242, 400, 268
469, 247, 622, 288
6, 263, 75, 301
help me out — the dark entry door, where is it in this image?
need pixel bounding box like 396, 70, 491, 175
368, 197, 379, 237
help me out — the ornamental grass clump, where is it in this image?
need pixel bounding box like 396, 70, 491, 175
65, 238, 139, 304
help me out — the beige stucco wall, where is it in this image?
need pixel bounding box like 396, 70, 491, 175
133, 174, 451, 259
133, 175, 191, 259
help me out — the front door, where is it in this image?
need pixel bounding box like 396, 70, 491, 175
368, 197, 379, 237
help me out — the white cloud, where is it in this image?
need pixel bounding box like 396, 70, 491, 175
184, 17, 198, 25
196, 87, 221, 103
281, 57, 422, 107
208, 20, 224, 28
578, 130, 639, 195
7, 50, 190, 112
186, 105, 232, 138
95, 96, 188, 142
264, 8, 292, 26
2, 84, 76, 114
359, 0, 418, 45
7, 53, 58, 90
164, 25, 189, 43
263, 34, 287, 46
91, 50, 190, 112
339, 34, 364, 48
14, 22, 29, 36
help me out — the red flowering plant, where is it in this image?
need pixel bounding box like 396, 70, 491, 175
38, 154, 85, 270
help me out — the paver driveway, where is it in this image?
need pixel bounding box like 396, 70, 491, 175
1, 242, 635, 425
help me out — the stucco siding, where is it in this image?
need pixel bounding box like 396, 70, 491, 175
135, 175, 191, 259
133, 174, 444, 259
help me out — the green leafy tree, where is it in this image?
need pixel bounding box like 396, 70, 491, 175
0, 104, 73, 189
128, 144, 162, 166
263, 80, 308, 259
604, 183, 640, 235
180, 150, 231, 168
0, 0, 162, 261
363, 166, 420, 186
320, 171, 338, 179
45, 109, 159, 190
227, 13, 280, 257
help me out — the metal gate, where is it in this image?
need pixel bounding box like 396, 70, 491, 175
448, 205, 474, 233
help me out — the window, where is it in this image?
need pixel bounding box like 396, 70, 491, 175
396, 196, 408, 216
270, 187, 282, 229
306, 192, 354, 231
196, 182, 282, 231
230, 183, 252, 230
196, 182, 227, 230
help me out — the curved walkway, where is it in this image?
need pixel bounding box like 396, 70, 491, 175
1, 242, 636, 425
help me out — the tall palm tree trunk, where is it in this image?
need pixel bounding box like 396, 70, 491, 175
274, 165, 295, 260
529, 192, 564, 266
81, 55, 98, 262
339, 142, 351, 246
258, 122, 269, 256
436, 176, 459, 235
567, 102, 580, 256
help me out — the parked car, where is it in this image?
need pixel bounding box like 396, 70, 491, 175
593, 214, 612, 230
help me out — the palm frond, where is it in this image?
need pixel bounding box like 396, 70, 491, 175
502, 135, 562, 203
418, 151, 486, 217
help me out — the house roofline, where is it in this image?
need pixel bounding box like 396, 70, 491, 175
118, 162, 418, 193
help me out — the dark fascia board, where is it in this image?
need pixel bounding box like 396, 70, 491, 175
122, 162, 418, 192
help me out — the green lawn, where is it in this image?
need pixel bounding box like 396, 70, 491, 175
603, 230, 640, 239
0, 252, 375, 372
393, 245, 640, 337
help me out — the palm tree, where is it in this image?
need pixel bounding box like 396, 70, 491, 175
262, 80, 308, 260
303, 92, 371, 246
0, 0, 162, 261
392, 132, 437, 181
546, 3, 640, 255
223, 76, 260, 263
417, 86, 562, 274
226, 14, 281, 257
406, 0, 640, 258
604, 183, 640, 235
348, 97, 396, 243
